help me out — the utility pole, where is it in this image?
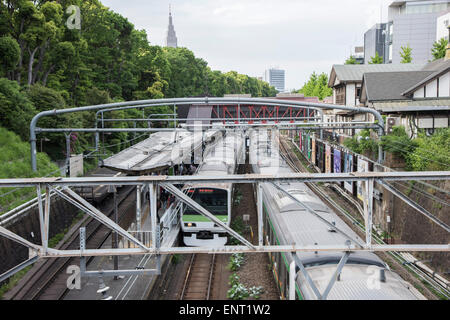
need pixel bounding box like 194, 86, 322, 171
65, 133, 71, 177
109, 185, 119, 280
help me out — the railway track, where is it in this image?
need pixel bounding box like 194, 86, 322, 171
180, 253, 216, 300
279, 136, 450, 300
5, 185, 137, 300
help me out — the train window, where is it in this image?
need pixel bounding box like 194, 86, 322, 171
184, 188, 227, 215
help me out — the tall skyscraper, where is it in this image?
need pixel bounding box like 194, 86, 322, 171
265, 68, 285, 93
166, 5, 178, 48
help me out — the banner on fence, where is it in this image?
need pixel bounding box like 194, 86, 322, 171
344, 153, 353, 193
357, 157, 369, 201
325, 144, 331, 173
307, 136, 311, 160
311, 138, 316, 165
334, 149, 341, 173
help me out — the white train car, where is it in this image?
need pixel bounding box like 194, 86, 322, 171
181, 130, 245, 246
248, 129, 425, 300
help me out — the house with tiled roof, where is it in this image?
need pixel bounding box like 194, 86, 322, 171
327, 63, 427, 139
327, 54, 450, 139
360, 59, 450, 136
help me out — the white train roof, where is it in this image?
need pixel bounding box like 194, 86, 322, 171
249, 132, 424, 300
103, 129, 219, 174
298, 264, 424, 300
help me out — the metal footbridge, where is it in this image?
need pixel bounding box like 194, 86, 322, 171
0, 97, 448, 300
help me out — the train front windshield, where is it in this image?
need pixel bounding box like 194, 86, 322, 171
184, 188, 227, 215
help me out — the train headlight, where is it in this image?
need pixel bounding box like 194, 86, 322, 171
184, 222, 196, 227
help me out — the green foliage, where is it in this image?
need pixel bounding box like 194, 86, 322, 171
0, 0, 276, 104
380, 126, 417, 168
0, 36, 20, 78
0, 0, 279, 172
171, 254, 181, 265
231, 216, 246, 234
369, 52, 383, 64
343, 129, 379, 155
228, 253, 245, 271
297, 72, 332, 100
227, 273, 264, 300
431, 38, 448, 61
0, 78, 36, 140
0, 265, 33, 299
345, 126, 450, 171
408, 128, 450, 171
0, 127, 59, 213
344, 55, 357, 64
233, 187, 242, 206
229, 216, 247, 245
400, 44, 412, 63
227, 276, 249, 300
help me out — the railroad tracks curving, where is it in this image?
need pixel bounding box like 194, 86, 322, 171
5, 185, 137, 300
180, 253, 216, 300
279, 137, 450, 300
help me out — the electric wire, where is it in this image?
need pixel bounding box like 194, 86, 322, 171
391, 181, 450, 207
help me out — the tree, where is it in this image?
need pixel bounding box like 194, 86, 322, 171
0, 36, 20, 80
0, 0, 278, 162
431, 38, 448, 61
345, 55, 357, 65
369, 52, 383, 64
297, 72, 332, 100
400, 44, 412, 63
0, 78, 36, 140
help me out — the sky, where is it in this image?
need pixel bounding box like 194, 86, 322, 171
101, 0, 393, 91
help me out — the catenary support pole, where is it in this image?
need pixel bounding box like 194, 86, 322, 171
289, 260, 296, 300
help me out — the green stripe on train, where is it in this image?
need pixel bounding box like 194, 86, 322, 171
263, 202, 303, 300
182, 215, 228, 223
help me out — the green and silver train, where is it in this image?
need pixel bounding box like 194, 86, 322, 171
181, 130, 245, 247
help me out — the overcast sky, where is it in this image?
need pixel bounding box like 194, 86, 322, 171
101, 0, 393, 91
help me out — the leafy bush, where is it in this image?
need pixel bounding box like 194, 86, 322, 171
228, 253, 245, 271
227, 273, 264, 300
0, 127, 59, 213
380, 126, 418, 168
227, 281, 249, 300
408, 128, 450, 171
343, 129, 378, 155
248, 286, 264, 299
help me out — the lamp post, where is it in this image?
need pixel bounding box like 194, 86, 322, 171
40, 137, 50, 153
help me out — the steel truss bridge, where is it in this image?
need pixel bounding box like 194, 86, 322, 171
30, 97, 386, 171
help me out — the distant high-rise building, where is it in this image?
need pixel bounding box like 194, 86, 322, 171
265, 68, 285, 92
166, 5, 178, 48
364, 23, 387, 64
386, 0, 450, 64
437, 12, 450, 41
353, 46, 365, 64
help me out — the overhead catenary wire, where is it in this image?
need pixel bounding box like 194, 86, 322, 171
386, 140, 450, 163
391, 181, 450, 207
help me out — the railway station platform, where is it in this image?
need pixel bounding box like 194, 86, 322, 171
64, 202, 180, 300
